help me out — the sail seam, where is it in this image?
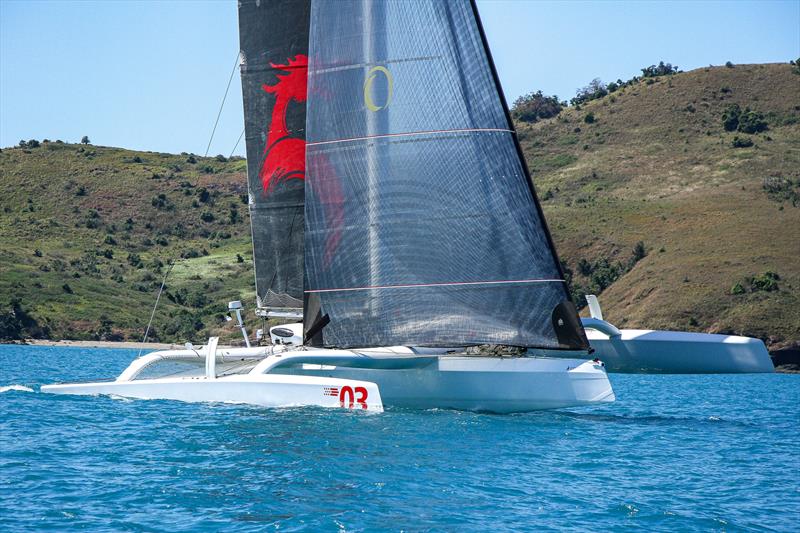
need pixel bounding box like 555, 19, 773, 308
307, 127, 513, 147
306, 279, 564, 293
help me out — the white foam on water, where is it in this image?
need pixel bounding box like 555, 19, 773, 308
107, 394, 134, 403
0, 384, 34, 393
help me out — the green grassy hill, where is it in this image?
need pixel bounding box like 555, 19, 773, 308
0, 145, 257, 344
1, 62, 798, 349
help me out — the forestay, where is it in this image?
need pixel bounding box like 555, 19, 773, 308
304, 0, 588, 350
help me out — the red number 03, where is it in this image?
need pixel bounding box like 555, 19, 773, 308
339, 386, 369, 410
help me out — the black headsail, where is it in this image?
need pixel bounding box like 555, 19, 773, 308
303, 0, 588, 350
238, 0, 311, 317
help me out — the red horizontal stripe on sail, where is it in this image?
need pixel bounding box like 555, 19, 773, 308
305, 279, 565, 294
307, 128, 513, 147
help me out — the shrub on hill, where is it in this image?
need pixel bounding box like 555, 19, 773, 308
0, 299, 48, 340
762, 177, 799, 207
722, 104, 741, 131
751, 271, 780, 292
566, 61, 678, 108
571, 78, 608, 106
641, 61, 679, 77
151, 194, 173, 210
738, 109, 768, 134
511, 91, 563, 123
127, 253, 142, 268
731, 272, 781, 295
722, 104, 768, 134
732, 136, 753, 148
566, 242, 648, 307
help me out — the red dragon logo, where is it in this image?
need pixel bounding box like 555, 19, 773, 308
259, 54, 308, 195
260, 54, 343, 266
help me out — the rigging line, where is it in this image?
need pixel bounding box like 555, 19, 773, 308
204, 51, 241, 157
229, 128, 245, 159
137, 260, 176, 358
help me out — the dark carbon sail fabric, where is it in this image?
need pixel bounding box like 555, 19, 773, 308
238, 0, 310, 312
304, 0, 588, 350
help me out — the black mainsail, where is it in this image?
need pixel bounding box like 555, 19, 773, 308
238, 0, 310, 316
304, 0, 588, 350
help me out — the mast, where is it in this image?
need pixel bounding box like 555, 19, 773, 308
363, 0, 388, 316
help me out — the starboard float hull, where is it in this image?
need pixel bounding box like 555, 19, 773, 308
584, 328, 774, 374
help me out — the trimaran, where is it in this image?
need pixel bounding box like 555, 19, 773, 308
42, 0, 772, 412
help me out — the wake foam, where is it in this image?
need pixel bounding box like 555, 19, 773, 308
0, 384, 34, 393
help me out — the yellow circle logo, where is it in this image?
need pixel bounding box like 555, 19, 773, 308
363, 66, 393, 112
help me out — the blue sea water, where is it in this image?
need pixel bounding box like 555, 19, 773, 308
0, 345, 797, 532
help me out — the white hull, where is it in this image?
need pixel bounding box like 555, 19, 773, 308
581, 318, 774, 374
587, 329, 774, 374
41, 374, 385, 412
40, 341, 614, 413
275, 357, 614, 412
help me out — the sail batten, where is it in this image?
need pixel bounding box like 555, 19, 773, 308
304, 0, 588, 350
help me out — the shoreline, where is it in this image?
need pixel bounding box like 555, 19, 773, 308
18, 339, 183, 350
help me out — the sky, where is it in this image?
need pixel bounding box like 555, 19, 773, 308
1, 0, 798, 156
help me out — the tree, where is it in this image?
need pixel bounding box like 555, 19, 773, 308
737, 109, 768, 134
571, 79, 608, 106
722, 104, 741, 132
81, 136, 90, 144
641, 61, 679, 78
510, 91, 563, 123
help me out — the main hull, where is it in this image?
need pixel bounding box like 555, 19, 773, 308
276, 357, 614, 412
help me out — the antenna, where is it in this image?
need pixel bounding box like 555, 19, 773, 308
228, 300, 251, 348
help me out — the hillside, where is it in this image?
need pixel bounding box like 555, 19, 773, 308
0, 145, 257, 344
1, 63, 798, 349
520, 63, 800, 346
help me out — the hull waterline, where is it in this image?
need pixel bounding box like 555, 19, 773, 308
41, 374, 385, 412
